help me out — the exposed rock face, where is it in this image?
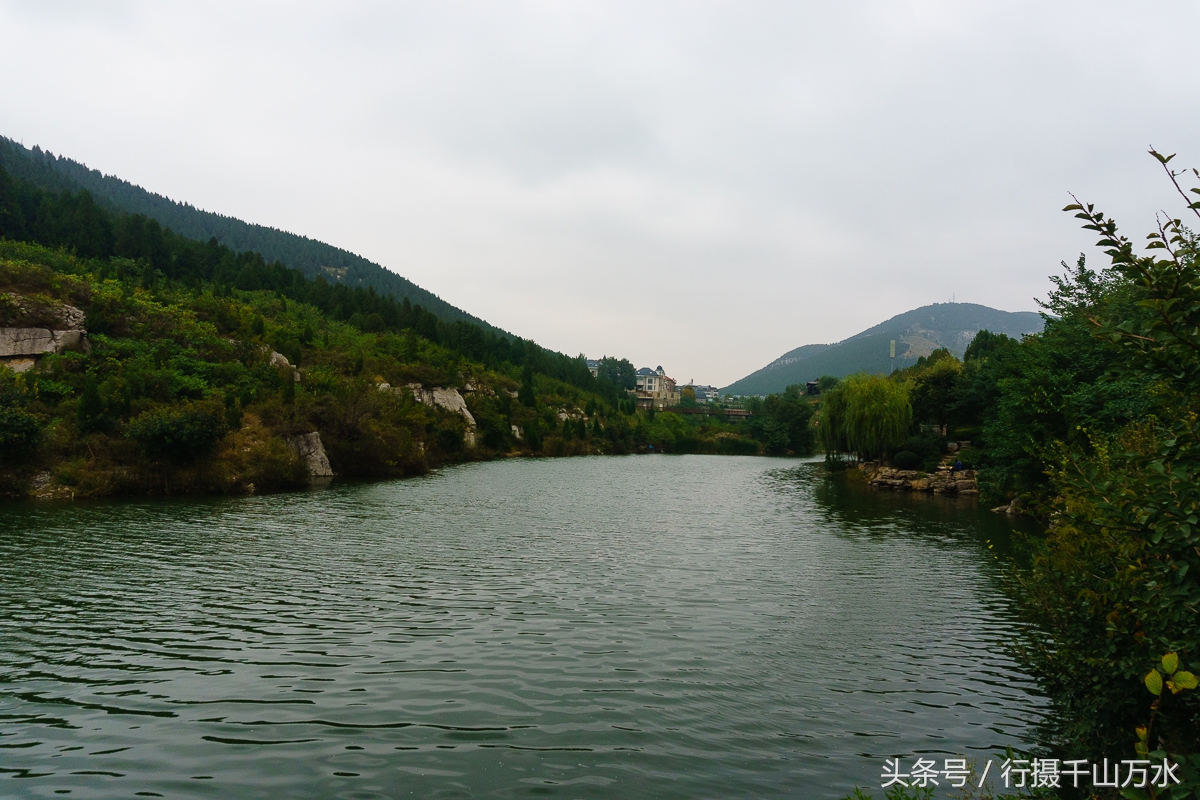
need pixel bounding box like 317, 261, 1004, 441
286, 432, 334, 478
403, 384, 477, 446
5, 358, 35, 373
405, 384, 476, 426
1, 293, 85, 329
860, 463, 979, 495
0, 299, 90, 372
0, 327, 90, 357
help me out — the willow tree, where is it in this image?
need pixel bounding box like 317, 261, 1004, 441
817, 381, 848, 456
818, 373, 911, 460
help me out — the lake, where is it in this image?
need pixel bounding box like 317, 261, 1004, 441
0, 455, 1043, 798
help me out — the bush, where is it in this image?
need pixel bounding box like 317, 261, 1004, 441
0, 405, 41, 459
126, 404, 227, 463
891, 450, 921, 470
890, 433, 943, 463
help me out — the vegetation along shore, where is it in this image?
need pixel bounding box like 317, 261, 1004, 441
831, 151, 1200, 798
0, 166, 823, 500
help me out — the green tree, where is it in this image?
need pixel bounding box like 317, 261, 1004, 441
1007, 150, 1200, 760
126, 404, 228, 463
819, 373, 911, 460
224, 391, 243, 431
77, 373, 106, 433
746, 385, 815, 454
518, 364, 536, 407
0, 370, 39, 459
596, 357, 636, 390
909, 356, 961, 433
816, 375, 840, 393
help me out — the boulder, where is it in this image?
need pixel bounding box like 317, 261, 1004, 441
286, 432, 334, 478
864, 461, 980, 495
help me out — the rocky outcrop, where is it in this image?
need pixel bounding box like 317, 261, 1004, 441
1, 293, 85, 329
0, 327, 90, 357
286, 432, 334, 478
383, 383, 477, 446
0, 299, 90, 373
377, 382, 479, 447
860, 462, 979, 495
264, 349, 301, 382
991, 498, 1025, 515
404, 384, 476, 425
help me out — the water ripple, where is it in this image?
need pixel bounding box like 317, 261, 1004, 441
0, 455, 1044, 798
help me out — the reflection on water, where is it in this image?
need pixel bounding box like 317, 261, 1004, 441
0, 455, 1043, 798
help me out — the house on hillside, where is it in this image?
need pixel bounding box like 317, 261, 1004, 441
586, 358, 600, 377
633, 366, 681, 410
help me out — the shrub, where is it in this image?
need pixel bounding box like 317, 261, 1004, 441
891, 450, 921, 470
0, 405, 40, 459
890, 432, 941, 457
126, 404, 227, 463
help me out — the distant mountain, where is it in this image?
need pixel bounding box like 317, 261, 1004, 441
722, 302, 1044, 396
0, 136, 503, 334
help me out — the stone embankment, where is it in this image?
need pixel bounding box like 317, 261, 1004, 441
858, 461, 979, 496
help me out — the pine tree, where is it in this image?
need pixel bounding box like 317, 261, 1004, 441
77, 374, 105, 433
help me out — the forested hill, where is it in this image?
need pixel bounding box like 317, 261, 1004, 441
0, 136, 501, 334
723, 302, 1043, 396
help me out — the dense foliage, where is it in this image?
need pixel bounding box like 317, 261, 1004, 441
1000, 155, 1200, 775
820, 152, 1200, 783
0, 136, 494, 332
0, 164, 618, 400
0, 237, 799, 496
818, 373, 911, 461
743, 385, 817, 455
0, 166, 829, 496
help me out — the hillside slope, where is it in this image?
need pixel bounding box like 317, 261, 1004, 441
0, 136, 501, 333
723, 302, 1044, 395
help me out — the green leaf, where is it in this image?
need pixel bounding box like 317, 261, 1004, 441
1146, 669, 1164, 696
1175, 670, 1198, 690
1163, 653, 1179, 674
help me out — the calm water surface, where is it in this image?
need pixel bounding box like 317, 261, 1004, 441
0, 455, 1043, 798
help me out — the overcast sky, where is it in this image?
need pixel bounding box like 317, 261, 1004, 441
2, 1, 1199, 386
